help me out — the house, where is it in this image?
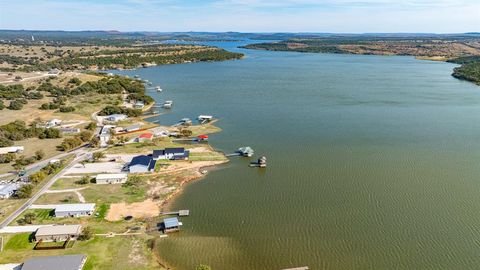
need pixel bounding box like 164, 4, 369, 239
137, 132, 153, 142
47, 68, 60, 76
0, 183, 20, 199
99, 125, 115, 147
21, 254, 87, 270
60, 127, 80, 134
125, 124, 141, 133
134, 101, 145, 109
46, 119, 62, 128
0, 146, 24, 155
54, 204, 95, 218
95, 173, 128, 184
34, 224, 82, 242
105, 114, 127, 122
129, 155, 156, 173
153, 148, 190, 161
163, 217, 181, 233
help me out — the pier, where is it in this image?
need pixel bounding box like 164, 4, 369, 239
161, 210, 190, 216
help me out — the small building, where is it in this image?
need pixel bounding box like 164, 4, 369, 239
34, 224, 82, 242
138, 133, 153, 142
99, 125, 115, 147
0, 183, 20, 199
0, 146, 24, 155
129, 155, 156, 173
47, 68, 60, 76
46, 119, 62, 128
106, 114, 127, 122
163, 217, 181, 233
95, 173, 128, 184
21, 254, 87, 270
54, 204, 95, 218
153, 148, 190, 161
60, 127, 80, 134
134, 101, 145, 109
125, 124, 141, 133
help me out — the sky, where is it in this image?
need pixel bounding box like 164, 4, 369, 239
0, 0, 479, 33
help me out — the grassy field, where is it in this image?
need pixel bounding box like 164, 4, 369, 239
0, 233, 163, 270
35, 192, 81, 204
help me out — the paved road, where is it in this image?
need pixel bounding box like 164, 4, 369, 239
0, 152, 89, 229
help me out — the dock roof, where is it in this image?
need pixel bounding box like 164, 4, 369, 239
164, 217, 179, 228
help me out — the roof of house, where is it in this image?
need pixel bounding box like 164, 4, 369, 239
96, 173, 127, 180
107, 114, 127, 119
139, 133, 153, 139
55, 204, 95, 213
198, 135, 209, 139
130, 155, 155, 171
125, 124, 141, 131
164, 217, 179, 228
0, 183, 19, 195
35, 224, 82, 237
21, 254, 87, 270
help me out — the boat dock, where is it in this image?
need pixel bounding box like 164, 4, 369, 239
161, 210, 190, 216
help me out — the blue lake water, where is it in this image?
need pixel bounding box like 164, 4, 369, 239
114, 40, 480, 270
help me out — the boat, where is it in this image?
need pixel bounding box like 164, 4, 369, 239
250, 156, 267, 168
179, 118, 192, 126
163, 100, 173, 109
237, 146, 254, 157
156, 86, 163, 92
201, 170, 208, 174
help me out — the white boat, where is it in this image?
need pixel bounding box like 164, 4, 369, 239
156, 86, 163, 92
163, 100, 173, 109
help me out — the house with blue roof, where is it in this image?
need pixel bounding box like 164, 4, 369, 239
129, 155, 156, 173
153, 148, 190, 161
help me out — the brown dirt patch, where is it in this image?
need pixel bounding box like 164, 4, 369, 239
106, 199, 159, 221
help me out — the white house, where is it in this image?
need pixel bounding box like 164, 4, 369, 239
0, 146, 24, 155
99, 125, 115, 147
46, 119, 62, 128
95, 173, 128, 184
106, 114, 127, 122
152, 148, 190, 160
0, 183, 20, 199
54, 204, 96, 218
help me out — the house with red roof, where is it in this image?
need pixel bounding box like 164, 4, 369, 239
138, 132, 154, 142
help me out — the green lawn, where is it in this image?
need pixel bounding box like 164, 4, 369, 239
35, 192, 81, 204
0, 234, 162, 270
3, 233, 35, 251
95, 203, 109, 220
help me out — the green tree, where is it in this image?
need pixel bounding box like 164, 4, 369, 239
78, 130, 93, 142
78, 226, 94, 241
23, 212, 36, 224
85, 122, 97, 131
76, 175, 91, 185
29, 171, 47, 184
34, 150, 45, 160
16, 184, 33, 198
92, 151, 105, 162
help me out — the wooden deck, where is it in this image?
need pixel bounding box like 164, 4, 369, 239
161, 210, 190, 216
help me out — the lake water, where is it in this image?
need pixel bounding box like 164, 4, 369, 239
114, 41, 480, 270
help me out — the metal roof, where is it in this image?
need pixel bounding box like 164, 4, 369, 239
0, 183, 19, 195
21, 254, 87, 270
35, 225, 82, 237
55, 204, 95, 213
164, 217, 179, 228
130, 155, 154, 167
96, 173, 127, 180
